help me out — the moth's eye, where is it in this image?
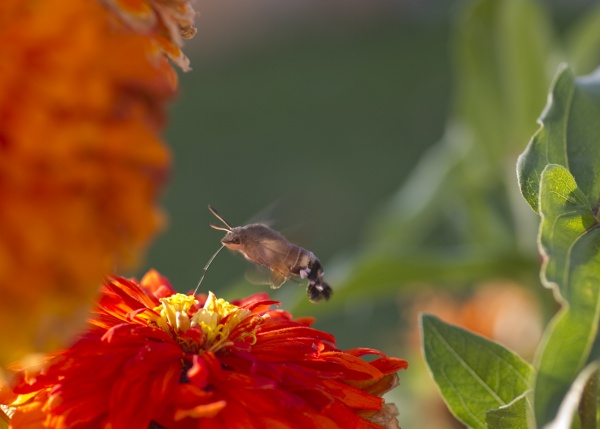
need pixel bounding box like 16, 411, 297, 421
231, 236, 241, 245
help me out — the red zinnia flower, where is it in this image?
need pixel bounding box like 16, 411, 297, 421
7, 270, 408, 428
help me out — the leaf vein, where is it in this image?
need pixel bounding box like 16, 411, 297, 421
430, 322, 505, 409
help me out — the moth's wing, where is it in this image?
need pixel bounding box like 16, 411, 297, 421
243, 264, 296, 289
243, 201, 279, 228
243, 264, 271, 285
249, 238, 300, 288
248, 238, 289, 267
269, 269, 288, 289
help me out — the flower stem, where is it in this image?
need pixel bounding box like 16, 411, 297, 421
578, 369, 598, 429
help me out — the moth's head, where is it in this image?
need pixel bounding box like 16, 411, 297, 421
219, 228, 245, 250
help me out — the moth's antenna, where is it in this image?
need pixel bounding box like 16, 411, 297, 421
210, 224, 230, 232
208, 205, 233, 230
193, 245, 225, 295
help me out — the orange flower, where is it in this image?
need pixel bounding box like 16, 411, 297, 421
103, 0, 198, 71
0, 0, 194, 369
405, 281, 542, 360
8, 270, 408, 428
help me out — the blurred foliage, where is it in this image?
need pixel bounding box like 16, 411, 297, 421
318, 0, 556, 302
290, 0, 564, 334
294, 0, 600, 326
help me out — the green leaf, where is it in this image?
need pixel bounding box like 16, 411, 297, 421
420, 314, 533, 429
538, 165, 597, 302
517, 60, 600, 428
532, 165, 600, 427
486, 393, 532, 429
517, 65, 600, 213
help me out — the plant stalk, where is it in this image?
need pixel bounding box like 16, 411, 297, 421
578, 369, 598, 429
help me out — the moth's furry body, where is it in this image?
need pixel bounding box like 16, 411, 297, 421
209, 207, 332, 303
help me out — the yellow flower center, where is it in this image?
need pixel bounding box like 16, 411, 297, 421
152, 293, 196, 334
149, 292, 254, 353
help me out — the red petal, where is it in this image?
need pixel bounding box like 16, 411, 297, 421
174, 400, 227, 420
101, 322, 173, 345
187, 354, 209, 388
256, 325, 336, 345
140, 269, 176, 299
318, 379, 383, 410
293, 316, 315, 326
322, 401, 377, 429
306, 351, 384, 381
103, 275, 158, 312
107, 344, 182, 429
369, 356, 409, 374
219, 399, 257, 428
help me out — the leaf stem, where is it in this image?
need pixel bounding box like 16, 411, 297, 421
578, 369, 598, 429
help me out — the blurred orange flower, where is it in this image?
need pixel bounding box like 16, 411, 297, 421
102, 0, 198, 71
406, 280, 543, 359
7, 270, 408, 429
0, 0, 195, 369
